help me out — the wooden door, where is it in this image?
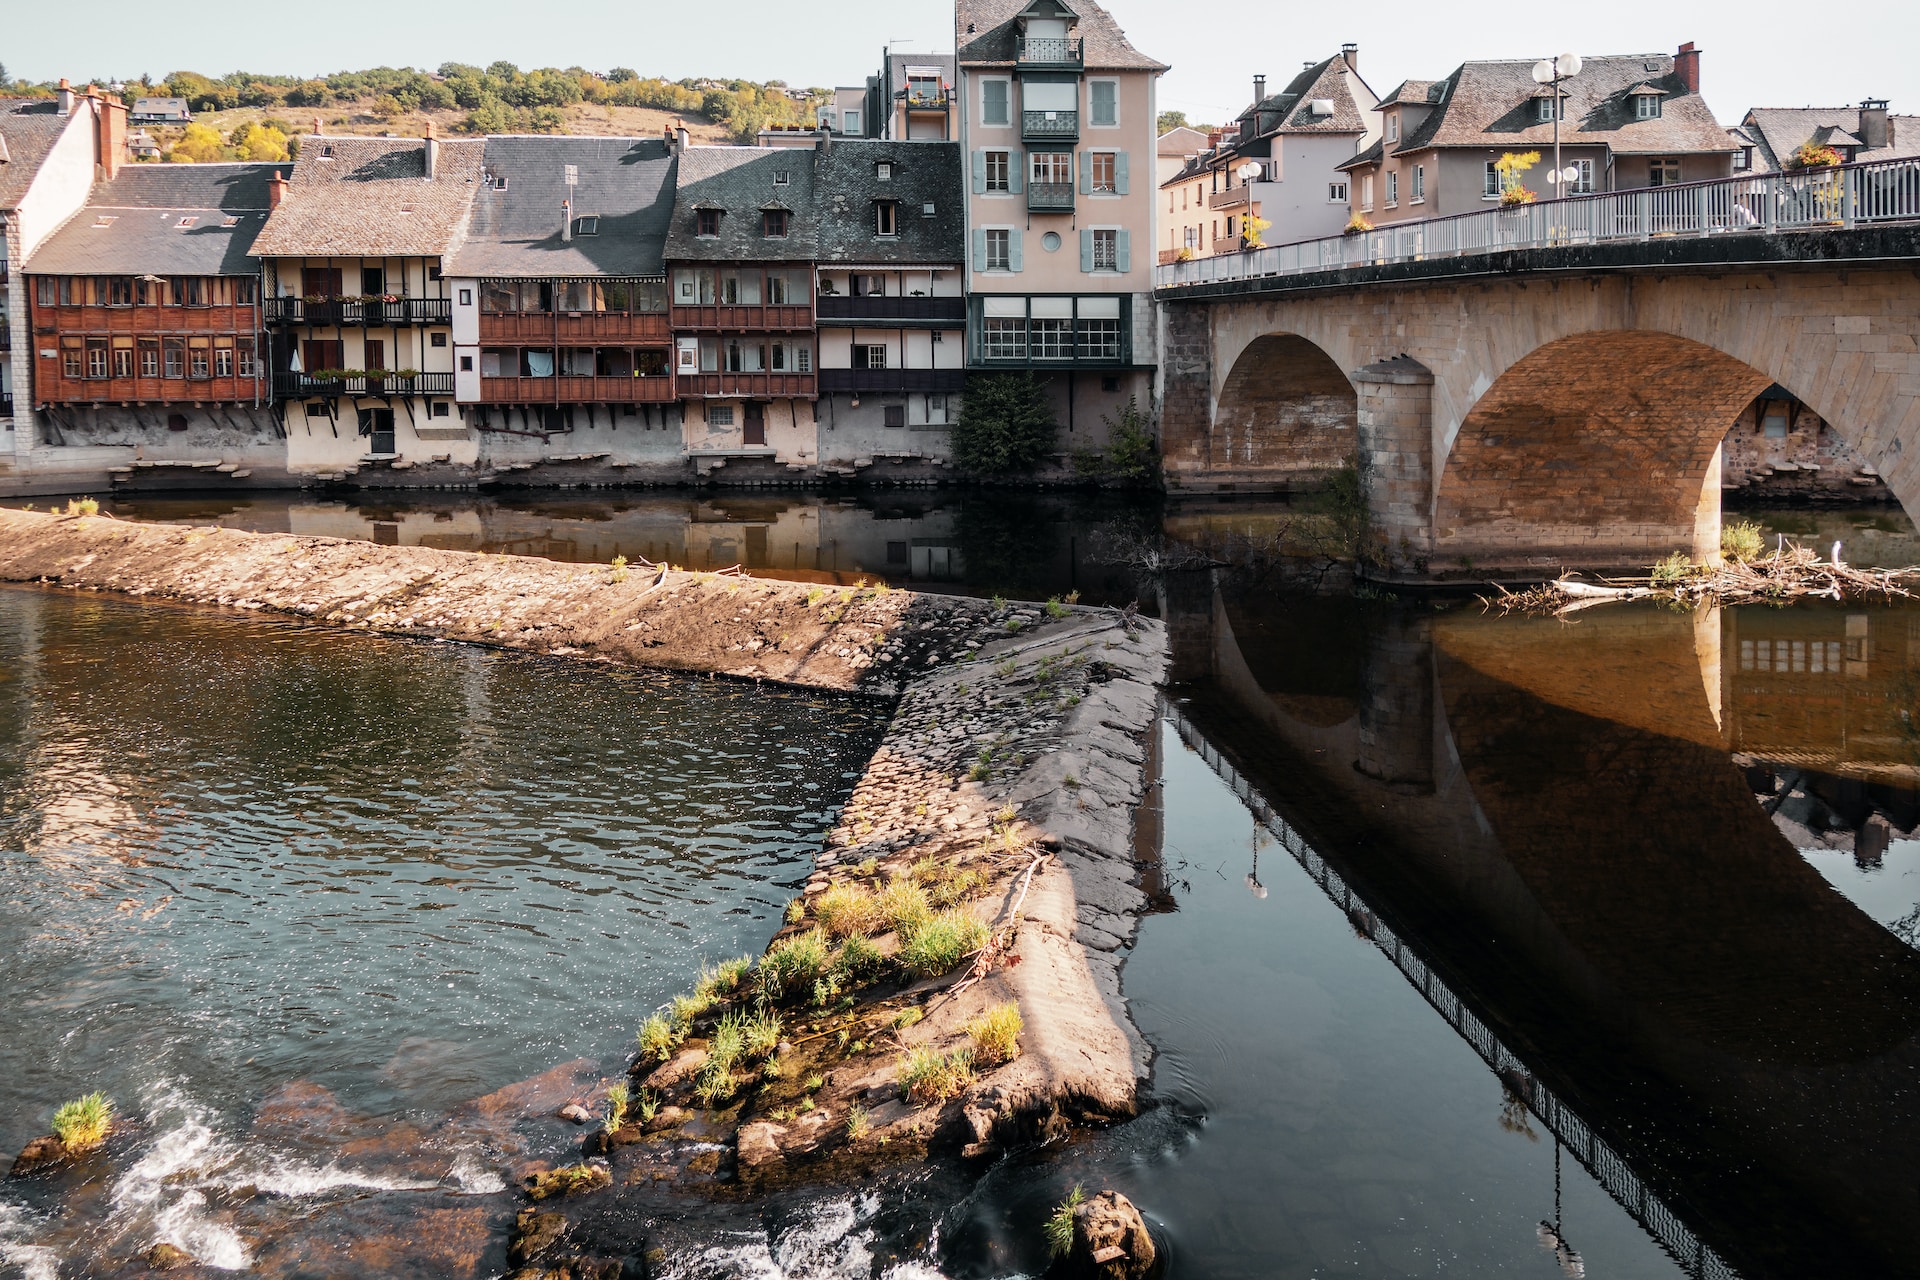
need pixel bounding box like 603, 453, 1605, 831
743, 401, 766, 446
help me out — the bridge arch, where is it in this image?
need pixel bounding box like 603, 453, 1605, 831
1207, 333, 1358, 488
1433, 331, 1775, 567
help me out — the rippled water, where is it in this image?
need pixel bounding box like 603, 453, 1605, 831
0, 588, 883, 1274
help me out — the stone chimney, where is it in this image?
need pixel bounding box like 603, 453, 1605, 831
1253, 74, 1266, 104
423, 120, 438, 178
1674, 42, 1701, 95
312, 116, 323, 136
269, 171, 289, 210
93, 90, 128, 180
1341, 43, 1359, 73
1859, 99, 1890, 150
56, 79, 74, 116
561, 198, 573, 241
670, 118, 690, 154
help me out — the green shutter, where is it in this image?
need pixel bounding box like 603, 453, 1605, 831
1079, 151, 1091, 194
972, 150, 987, 194
972, 229, 988, 271
1008, 231, 1023, 272
1116, 229, 1131, 273
1080, 230, 1094, 272
1115, 150, 1129, 195
1009, 149, 1024, 194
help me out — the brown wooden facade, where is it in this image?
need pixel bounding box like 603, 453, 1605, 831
29, 276, 267, 405
480, 375, 678, 404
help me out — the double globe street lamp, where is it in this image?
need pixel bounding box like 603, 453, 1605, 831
1532, 52, 1583, 196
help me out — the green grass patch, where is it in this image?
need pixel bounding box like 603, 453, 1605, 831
966, 1001, 1023, 1065
1046, 1185, 1087, 1257
898, 1046, 976, 1106
898, 909, 989, 978
51, 1093, 112, 1149
756, 928, 831, 1004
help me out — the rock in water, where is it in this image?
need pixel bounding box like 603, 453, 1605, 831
557, 1103, 593, 1125
145, 1242, 193, 1270
9, 1135, 70, 1177
1072, 1190, 1156, 1279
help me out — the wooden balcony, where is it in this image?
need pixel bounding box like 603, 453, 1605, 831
676, 371, 817, 399
817, 367, 966, 394
37, 372, 267, 405
479, 375, 677, 404
33, 302, 260, 335
669, 304, 814, 331
265, 297, 452, 326
477, 312, 672, 343
814, 295, 965, 324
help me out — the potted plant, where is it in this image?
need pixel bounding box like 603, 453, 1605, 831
1241, 213, 1272, 249
1784, 141, 1842, 171
1494, 150, 1541, 207
1342, 213, 1373, 237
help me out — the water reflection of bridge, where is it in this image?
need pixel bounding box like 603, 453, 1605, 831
1161, 574, 1920, 1280
1168, 703, 1736, 1280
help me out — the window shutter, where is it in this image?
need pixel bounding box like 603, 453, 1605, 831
972, 229, 988, 271
1009, 151, 1024, 194
1079, 151, 1091, 194
1080, 229, 1094, 272
1115, 151, 1129, 194
1008, 230, 1023, 272
1116, 229, 1131, 273
972, 149, 987, 194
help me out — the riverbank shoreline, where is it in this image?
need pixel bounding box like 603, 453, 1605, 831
0, 508, 1167, 1276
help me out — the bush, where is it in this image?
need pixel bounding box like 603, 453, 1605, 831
814, 883, 881, 937
51, 1093, 112, 1149
954, 373, 1058, 475
966, 1001, 1023, 1065
898, 1046, 975, 1105
832, 933, 886, 986
1649, 551, 1700, 586
898, 909, 989, 977
1071, 396, 1158, 486
1722, 518, 1765, 562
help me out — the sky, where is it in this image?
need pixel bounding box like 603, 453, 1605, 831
6, 0, 1919, 126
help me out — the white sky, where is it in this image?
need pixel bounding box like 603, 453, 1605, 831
7, 0, 1918, 126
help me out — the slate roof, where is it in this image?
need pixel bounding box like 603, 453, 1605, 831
0, 98, 82, 211
1738, 106, 1920, 172
813, 139, 963, 265
26, 163, 287, 275
666, 145, 818, 262
1229, 55, 1369, 142
956, 0, 1168, 72
448, 136, 675, 278
250, 135, 485, 258
131, 98, 191, 119
1376, 80, 1439, 109
1388, 54, 1735, 158
1157, 125, 1209, 156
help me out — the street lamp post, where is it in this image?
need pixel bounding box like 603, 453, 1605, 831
1532, 52, 1583, 197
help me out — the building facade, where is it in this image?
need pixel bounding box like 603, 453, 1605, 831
1339, 44, 1736, 227
864, 52, 957, 141
955, 0, 1165, 451
1730, 101, 1920, 174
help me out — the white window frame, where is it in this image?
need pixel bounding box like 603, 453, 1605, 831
1483, 160, 1500, 200
876, 201, 898, 236
1090, 227, 1119, 271
1570, 158, 1594, 194
1410, 164, 1425, 203
1634, 94, 1660, 121
1537, 96, 1557, 123
1087, 78, 1120, 128
984, 149, 1012, 193
984, 228, 1012, 271
1385, 170, 1398, 207
1030, 150, 1073, 187
1090, 149, 1118, 194
1360, 174, 1373, 211
979, 76, 1012, 128
1328, 180, 1348, 203
1385, 113, 1399, 143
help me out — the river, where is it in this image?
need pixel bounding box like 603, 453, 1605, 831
2, 490, 1917, 1278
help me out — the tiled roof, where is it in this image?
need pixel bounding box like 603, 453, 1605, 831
26, 163, 287, 275
1157, 125, 1209, 156
1231, 55, 1368, 139
449, 136, 675, 278
814, 139, 963, 265
1739, 106, 1920, 172
956, 0, 1168, 71
1377, 80, 1439, 109
666, 145, 817, 262
250, 135, 485, 258
1393, 54, 1736, 157
1335, 137, 1385, 172
0, 98, 82, 210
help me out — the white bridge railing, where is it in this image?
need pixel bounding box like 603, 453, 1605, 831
1156, 156, 1920, 291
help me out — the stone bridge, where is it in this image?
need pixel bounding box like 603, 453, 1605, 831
1155, 224, 1920, 577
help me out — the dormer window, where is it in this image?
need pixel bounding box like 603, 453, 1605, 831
763, 208, 789, 237
1385, 113, 1399, 143
176, 217, 197, 229
1633, 91, 1662, 120
696, 208, 722, 237
875, 201, 898, 236
1536, 96, 1560, 123
774, 170, 790, 186
575, 216, 599, 235
876, 161, 893, 181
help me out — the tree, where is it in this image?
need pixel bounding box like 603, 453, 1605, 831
1157, 109, 1187, 133
231, 122, 290, 161
607, 67, 638, 83
167, 122, 229, 163
954, 373, 1058, 475
461, 95, 517, 134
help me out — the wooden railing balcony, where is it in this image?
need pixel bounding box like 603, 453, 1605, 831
477, 312, 672, 343
265, 297, 452, 326
669, 303, 814, 331
38, 373, 267, 404
479, 375, 677, 404
1022, 110, 1078, 142
1016, 36, 1083, 67
814, 295, 966, 324
817, 367, 966, 394
273, 371, 455, 398
34, 303, 260, 334
676, 371, 817, 399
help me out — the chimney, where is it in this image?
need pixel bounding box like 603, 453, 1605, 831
1860, 99, 1890, 150
268, 171, 289, 210
312, 116, 323, 136
561, 197, 573, 242
1341, 42, 1359, 73
671, 118, 690, 154
1253, 74, 1266, 104
94, 90, 128, 180
423, 120, 438, 178
56, 79, 74, 116
1674, 42, 1701, 95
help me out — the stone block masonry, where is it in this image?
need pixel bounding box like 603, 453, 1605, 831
0, 508, 1169, 1258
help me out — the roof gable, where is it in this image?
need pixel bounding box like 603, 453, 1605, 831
450, 136, 675, 278
956, 0, 1167, 71
250, 136, 485, 258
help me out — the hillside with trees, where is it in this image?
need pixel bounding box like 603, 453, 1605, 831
0, 62, 833, 161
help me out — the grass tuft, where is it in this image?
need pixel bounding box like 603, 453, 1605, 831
64, 497, 100, 518
1046, 1185, 1087, 1257
756, 928, 830, 1004
603, 1083, 629, 1133
1044, 596, 1069, 619
876, 877, 933, 936
51, 1093, 112, 1149
1721, 518, 1765, 562
814, 882, 882, 938
845, 1102, 870, 1140
898, 908, 990, 978
832, 933, 886, 986
1649, 551, 1700, 586
636, 1012, 681, 1062
891, 1006, 924, 1030
966, 1001, 1024, 1065
898, 1046, 976, 1106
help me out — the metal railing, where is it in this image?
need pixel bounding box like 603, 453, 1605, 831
265, 297, 453, 325
1022, 109, 1078, 140
1028, 181, 1076, 212
1016, 36, 1083, 65
1165, 702, 1741, 1280
815, 295, 965, 323
1157, 156, 1920, 290
274, 371, 455, 398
